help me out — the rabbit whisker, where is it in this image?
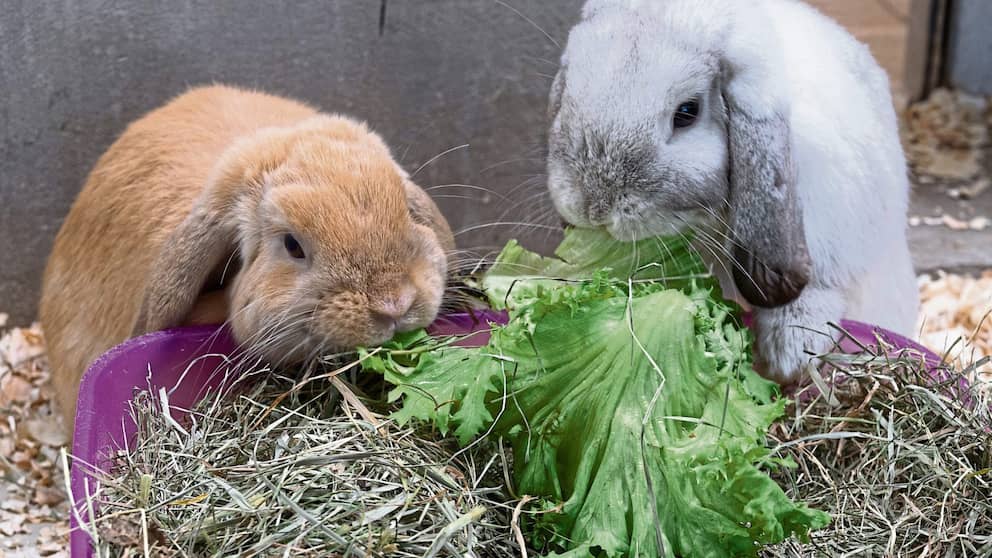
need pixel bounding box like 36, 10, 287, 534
411, 144, 470, 178
493, 0, 561, 48
454, 222, 561, 236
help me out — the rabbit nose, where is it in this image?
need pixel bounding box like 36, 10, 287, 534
371, 289, 416, 329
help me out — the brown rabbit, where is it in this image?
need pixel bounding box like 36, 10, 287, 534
40, 84, 455, 429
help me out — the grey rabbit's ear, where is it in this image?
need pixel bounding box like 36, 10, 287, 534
721, 68, 812, 308
131, 202, 237, 337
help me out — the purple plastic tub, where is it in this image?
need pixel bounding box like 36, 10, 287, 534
68, 314, 502, 557
68, 312, 944, 557
69, 325, 238, 558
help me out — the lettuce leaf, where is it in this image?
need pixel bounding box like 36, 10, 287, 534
364, 229, 829, 557
480, 227, 707, 309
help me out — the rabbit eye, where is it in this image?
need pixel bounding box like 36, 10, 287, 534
673, 100, 700, 129
283, 234, 305, 259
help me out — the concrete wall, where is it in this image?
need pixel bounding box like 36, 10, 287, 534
0, 0, 939, 326
946, 0, 992, 94
0, 0, 582, 325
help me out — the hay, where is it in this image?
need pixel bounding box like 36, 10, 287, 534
76, 329, 992, 558
764, 337, 992, 557
75, 363, 521, 557
70, 314, 992, 557
78, 330, 992, 557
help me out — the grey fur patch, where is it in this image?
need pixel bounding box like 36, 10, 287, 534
558, 122, 657, 221
552, 116, 724, 223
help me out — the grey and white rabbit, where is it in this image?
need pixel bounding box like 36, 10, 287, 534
546, 0, 919, 383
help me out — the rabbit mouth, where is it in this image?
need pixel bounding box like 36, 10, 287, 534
256, 330, 325, 366
605, 208, 714, 243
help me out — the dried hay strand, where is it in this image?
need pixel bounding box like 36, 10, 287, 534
74, 365, 520, 557
765, 333, 992, 557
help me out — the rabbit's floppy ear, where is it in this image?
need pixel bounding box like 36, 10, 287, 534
131, 130, 289, 336
721, 66, 812, 308
131, 200, 237, 336
402, 177, 455, 253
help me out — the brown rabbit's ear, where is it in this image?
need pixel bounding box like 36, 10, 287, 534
721, 69, 812, 308
131, 201, 238, 336
403, 179, 455, 253
131, 130, 288, 337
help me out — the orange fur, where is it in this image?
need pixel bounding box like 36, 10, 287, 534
40, 85, 454, 429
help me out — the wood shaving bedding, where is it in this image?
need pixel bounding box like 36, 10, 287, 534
917, 271, 992, 380
901, 88, 990, 181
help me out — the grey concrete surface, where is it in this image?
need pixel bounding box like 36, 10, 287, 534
947, 0, 992, 95
0, 0, 581, 325
909, 187, 992, 275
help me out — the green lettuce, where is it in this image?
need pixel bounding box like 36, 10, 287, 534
479, 226, 707, 309
363, 229, 829, 557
